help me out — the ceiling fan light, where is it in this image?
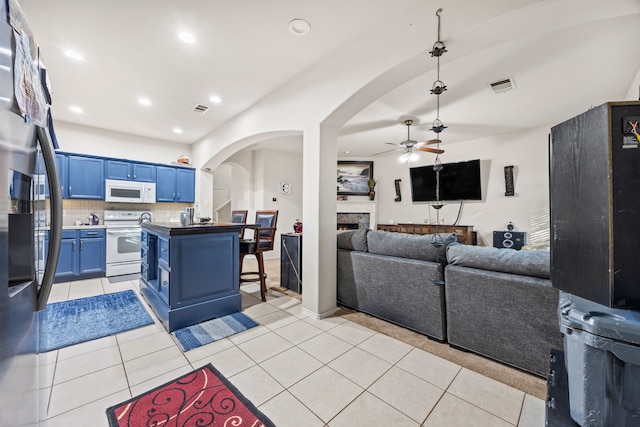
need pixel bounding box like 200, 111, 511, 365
399, 151, 419, 164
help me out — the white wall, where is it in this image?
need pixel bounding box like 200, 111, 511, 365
372, 125, 551, 246
211, 147, 303, 260
54, 121, 192, 165
259, 149, 303, 260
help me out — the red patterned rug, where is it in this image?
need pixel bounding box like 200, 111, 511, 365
106, 364, 275, 427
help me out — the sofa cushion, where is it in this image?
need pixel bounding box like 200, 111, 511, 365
446, 244, 550, 279
366, 230, 457, 264
337, 228, 369, 252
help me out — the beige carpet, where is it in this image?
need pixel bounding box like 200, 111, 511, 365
245, 257, 547, 400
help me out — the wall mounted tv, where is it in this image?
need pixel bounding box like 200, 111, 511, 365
410, 159, 482, 202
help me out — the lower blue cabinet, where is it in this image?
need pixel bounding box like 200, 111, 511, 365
54, 228, 105, 282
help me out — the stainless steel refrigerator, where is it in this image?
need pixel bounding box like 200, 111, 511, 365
0, 0, 62, 425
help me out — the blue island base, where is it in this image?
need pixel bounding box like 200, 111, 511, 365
140, 282, 242, 332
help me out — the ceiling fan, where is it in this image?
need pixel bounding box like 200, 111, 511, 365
372, 120, 444, 160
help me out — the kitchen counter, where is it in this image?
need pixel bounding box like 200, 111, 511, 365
141, 222, 242, 236
139, 221, 242, 332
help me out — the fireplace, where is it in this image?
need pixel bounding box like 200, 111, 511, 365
337, 223, 359, 231
337, 213, 369, 230
336, 201, 376, 230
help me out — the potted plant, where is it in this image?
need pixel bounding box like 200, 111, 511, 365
368, 178, 377, 200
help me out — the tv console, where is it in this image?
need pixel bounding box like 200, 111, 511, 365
376, 223, 474, 245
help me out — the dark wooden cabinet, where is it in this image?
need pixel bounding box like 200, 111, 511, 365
377, 223, 474, 245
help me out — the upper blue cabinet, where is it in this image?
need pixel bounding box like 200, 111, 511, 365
67, 155, 105, 200
55, 151, 194, 202
156, 166, 195, 203
56, 153, 68, 199
105, 159, 156, 182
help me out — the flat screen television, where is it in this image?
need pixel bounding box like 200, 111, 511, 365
410, 159, 482, 202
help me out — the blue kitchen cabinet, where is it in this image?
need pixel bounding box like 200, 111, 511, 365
53, 228, 105, 283
53, 230, 77, 282
176, 168, 195, 202
67, 155, 104, 200
105, 159, 156, 182
156, 166, 195, 202
78, 229, 106, 276
56, 153, 68, 199
155, 166, 175, 202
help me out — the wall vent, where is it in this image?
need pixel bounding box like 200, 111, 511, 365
488, 77, 516, 94
193, 104, 209, 114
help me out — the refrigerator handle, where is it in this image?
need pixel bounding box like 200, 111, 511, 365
36, 125, 63, 311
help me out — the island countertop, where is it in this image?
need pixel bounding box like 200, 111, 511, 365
141, 221, 243, 236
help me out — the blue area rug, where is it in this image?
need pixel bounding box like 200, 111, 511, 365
38, 290, 154, 352
171, 312, 259, 351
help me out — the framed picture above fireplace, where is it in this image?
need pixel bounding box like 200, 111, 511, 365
337, 161, 373, 196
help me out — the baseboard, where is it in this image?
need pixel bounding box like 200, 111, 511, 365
301, 305, 338, 320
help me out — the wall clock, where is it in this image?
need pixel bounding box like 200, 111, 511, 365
280, 182, 291, 195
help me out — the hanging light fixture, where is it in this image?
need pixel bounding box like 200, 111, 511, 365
429, 8, 447, 247
399, 150, 419, 164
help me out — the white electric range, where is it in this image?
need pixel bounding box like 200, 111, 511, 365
103, 210, 152, 277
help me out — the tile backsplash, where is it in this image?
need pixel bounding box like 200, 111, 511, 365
47, 200, 193, 226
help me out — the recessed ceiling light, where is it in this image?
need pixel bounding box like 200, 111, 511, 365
343, 150, 351, 154
64, 50, 84, 61
138, 97, 152, 107
288, 19, 311, 36
69, 106, 83, 114
173, 127, 183, 134
178, 32, 196, 44
209, 95, 221, 104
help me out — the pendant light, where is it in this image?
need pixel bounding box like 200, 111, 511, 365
429, 8, 447, 248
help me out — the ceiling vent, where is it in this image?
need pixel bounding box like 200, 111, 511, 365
193, 104, 209, 114
488, 77, 516, 94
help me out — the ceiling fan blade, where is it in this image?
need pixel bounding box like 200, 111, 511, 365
418, 146, 445, 154
424, 139, 441, 145
372, 147, 402, 156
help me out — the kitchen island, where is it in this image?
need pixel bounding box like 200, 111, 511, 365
139, 222, 243, 332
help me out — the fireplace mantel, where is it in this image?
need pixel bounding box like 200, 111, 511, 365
337, 201, 376, 229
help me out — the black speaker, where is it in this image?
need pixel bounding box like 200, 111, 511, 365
550, 101, 640, 307
493, 231, 526, 250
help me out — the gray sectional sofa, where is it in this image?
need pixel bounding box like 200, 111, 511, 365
336, 228, 563, 377
445, 244, 563, 376
337, 228, 457, 341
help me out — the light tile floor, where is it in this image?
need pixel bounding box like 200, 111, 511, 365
40, 277, 546, 426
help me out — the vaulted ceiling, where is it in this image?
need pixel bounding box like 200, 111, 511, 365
18, 0, 640, 158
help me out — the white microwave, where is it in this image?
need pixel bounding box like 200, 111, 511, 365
105, 179, 156, 203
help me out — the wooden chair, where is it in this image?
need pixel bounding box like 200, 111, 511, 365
231, 210, 248, 239
239, 210, 278, 301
